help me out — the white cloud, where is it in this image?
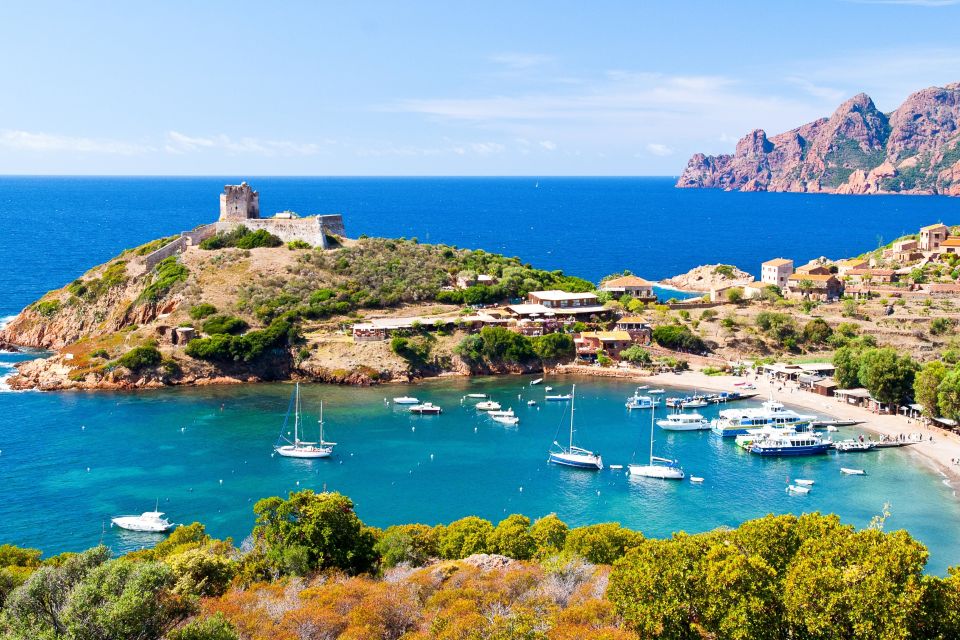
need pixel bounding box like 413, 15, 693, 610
646, 143, 674, 157
784, 76, 847, 102
539, 140, 557, 151
164, 131, 323, 156
470, 142, 505, 154
0, 130, 152, 155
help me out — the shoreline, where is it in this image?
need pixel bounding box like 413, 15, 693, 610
553, 366, 960, 490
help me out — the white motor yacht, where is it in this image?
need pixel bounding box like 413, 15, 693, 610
656, 412, 709, 431
393, 396, 419, 405
476, 400, 502, 411
111, 505, 174, 533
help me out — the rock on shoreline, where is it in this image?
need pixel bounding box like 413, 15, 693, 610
660, 264, 754, 292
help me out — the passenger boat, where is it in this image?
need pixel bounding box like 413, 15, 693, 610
625, 394, 659, 410
545, 394, 573, 401
410, 402, 442, 415
275, 383, 336, 458
834, 439, 876, 452
629, 404, 684, 479
548, 385, 603, 470
393, 396, 419, 405
656, 412, 709, 431
475, 400, 502, 411
841, 467, 866, 475
711, 400, 816, 437
749, 430, 832, 457
111, 501, 175, 533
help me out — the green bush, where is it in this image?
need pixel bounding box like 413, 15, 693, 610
932, 317, 956, 336
201, 315, 248, 336
487, 514, 536, 560
185, 318, 295, 363
189, 303, 218, 320
652, 325, 707, 353
117, 346, 162, 371
438, 516, 494, 559
200, 226, 282, 250
531, 333, 574, 360
168, 614, 239, 640
620, 345, 652, 365
375, 524, 440, 568
90, 349, 110, 359
564, 523, 644, 565
138, 257, 189, 304
33, 300, 61, 317
287, 240, 311, 250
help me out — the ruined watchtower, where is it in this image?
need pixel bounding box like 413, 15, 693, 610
219, 182, 260, 221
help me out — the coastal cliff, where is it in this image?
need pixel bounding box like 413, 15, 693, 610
677, 82, 960, 196
0, 232, 585, 391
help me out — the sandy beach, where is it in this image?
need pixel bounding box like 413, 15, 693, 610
636, 369, 960, 489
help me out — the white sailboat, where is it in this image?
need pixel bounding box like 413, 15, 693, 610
274, 383, 336, 459
628, 404, 684, 479
548, 384, 602, 470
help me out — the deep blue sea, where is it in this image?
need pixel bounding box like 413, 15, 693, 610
3, 177, 960, 572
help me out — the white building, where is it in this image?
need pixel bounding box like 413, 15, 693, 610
760, 258, 794, 288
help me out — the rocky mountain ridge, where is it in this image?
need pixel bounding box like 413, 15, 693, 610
677, 83, 960, 196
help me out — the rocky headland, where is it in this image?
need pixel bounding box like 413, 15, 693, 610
677, 82, 960, 196
659, 264, 754, 292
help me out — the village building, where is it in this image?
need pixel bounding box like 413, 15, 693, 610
834, 258, 869, 276
939, 236, 960, 255
574, 330, 634, 360
506, 290, 608, 319
794, 264, 833, 276
784, 273, 843, 300
919, 223, 949, 252
845, 268, 898, 284
761, 362, 836, 382
455, 273, 497, 289
614, 316, 652, 343
760, 258, 793, 288
599, 275, 657, 302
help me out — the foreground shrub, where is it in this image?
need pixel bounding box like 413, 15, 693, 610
201, 315, 248, 336
117, 345, 162, 371
189, 303, 217, 320
438, 516, 494, 559
200, 226, 282, 250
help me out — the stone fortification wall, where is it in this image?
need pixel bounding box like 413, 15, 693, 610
217, 214, 345, 248
181, 223, 218, 246
143, 237, 187, 270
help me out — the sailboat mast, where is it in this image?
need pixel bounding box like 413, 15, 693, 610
570, 384, 576, 448
319, 400, 324, 443
649, 400, 655, 464
294, 383, 300, 444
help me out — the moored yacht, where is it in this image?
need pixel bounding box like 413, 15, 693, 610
656, 412, 709, 431
548, 385, 602, 470
409, 402, 442, 415
111, 503, 175, 533
393, 396, 419, 405
629, 401, 684, 479
711, 400, 815, 437
275, 383, 336, 459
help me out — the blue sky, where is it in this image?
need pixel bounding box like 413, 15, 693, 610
1, 0, 958, 175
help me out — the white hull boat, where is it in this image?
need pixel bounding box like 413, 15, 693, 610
834, 439, 875, 452
690, 476, 704, 483
530, 378, 543, 385
111, 503, 174, 533
841, 467, 866, 475
410, 402, 442, 415
527, 400, 537, 406
465, 393, 487, 399
786, 485, 811, 495
275, 383, 336, 459
657, 412, 709, 431
545, 386, 554, 391
476, 400, 501, 411
648, 388, 665, 394
795, 479, 815, 486
546, 394, 573, 401
629, 405, 684, 479
393, 396, 419, 405
548, 385, 602, 470
492, 415, 520, 426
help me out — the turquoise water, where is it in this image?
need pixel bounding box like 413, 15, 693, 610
2, 359, 958, 573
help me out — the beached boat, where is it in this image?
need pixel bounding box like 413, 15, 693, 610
657, 412, 709, 431
841, 467, 866, 475
711, 400, 816, 437
834, 439, 875, 452
393, 396, 419, 405
548, 385, 603, 470
749, 430, 832, 457
111, 506, 175, 533
275, 383, 336, 459
546, 394, 573, 401
629, 404, 684, 479
475, 400, 502, 411
410, 402, 442, 415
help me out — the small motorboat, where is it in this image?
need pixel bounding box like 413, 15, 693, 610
795, 479, 815, 486
636, 385, 649, 390
786, 485, 811, 495
545, 386, 554, 391
476, 400, 501, 411
841, 467, 866, 475
681, 398, 708, 409
393, 396, 419, 405
488, 408, 515, 418
530, 378, 543, 385
690, 476, 704, 483
609, 464, 624, 470
492, 415, 520, 426
527, 400, 537, 406
111, 504, 175, 533
648, 388, 666, 394
834, 439, 876, 452
465, 393, 488, 399
657, 412, 709, 431
626, 395, 659, 410
545, 394, 573, 401
410, 402, 442, 415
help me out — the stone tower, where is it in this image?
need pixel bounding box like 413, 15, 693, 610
219, 182, 260, 221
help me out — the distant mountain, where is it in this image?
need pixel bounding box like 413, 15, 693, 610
677, 83, 960, 196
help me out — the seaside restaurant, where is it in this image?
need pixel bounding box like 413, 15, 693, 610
506, 290, 608, 320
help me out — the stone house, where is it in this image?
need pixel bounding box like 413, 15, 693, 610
919, 223, 949, 252
760, 258, 793, 288
614, 316, 652, 344
835, 258, 869, 276
785, 273, 843, 301
599, 276, 657, 302
939, 236, 960, 255
574, 330, 634, 360
845, 268, 898, 284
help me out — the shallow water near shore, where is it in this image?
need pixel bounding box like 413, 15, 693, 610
1, 367, 958, 573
